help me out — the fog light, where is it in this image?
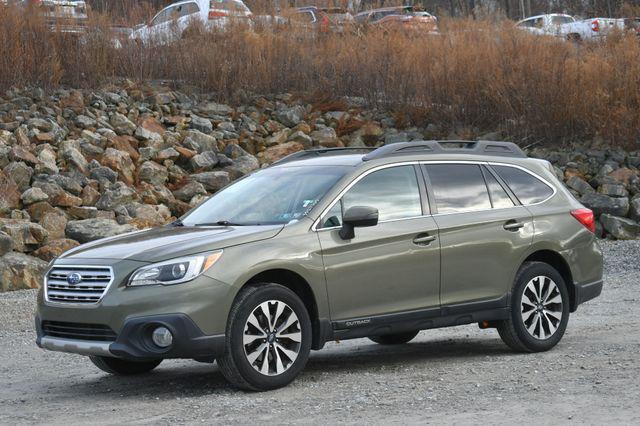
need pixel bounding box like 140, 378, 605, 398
151, 326, 173, 348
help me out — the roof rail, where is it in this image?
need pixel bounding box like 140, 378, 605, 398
273, 147, 376, 165
362, 140, 526, 161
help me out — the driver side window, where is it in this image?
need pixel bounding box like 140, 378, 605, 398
320, 165, 423, 228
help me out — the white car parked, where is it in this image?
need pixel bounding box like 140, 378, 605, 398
130, 0, 252, 44
516, 13, 625, 41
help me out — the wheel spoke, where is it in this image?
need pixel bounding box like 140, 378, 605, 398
521, 293, 536, 309
521, 308, 536, 323
259, 302, 273, 331
277, 331, 302, 342
277, 311, 299, 334
275, 342, 298, 362
527, 313, 539, 336
246, 312, 265, 335
259, 347, 270, 375
545, 294, 562, 305
538, 315, 546, 339
246, 342, 267, 364
273, 301, 286, 329
243, 333, 265, 346
544, 312, 558, 334
274, 346, 285, 375
545, 309, 562, 321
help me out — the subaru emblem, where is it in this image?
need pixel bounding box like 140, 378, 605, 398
67, 273, 82, 285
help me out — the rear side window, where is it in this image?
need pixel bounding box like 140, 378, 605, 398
492, 165, 554, 205
481, 166, 515, 209
425, 164, 491, 214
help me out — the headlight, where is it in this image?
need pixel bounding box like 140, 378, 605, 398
128, 251, 223, 287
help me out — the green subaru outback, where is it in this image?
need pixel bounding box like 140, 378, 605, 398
36, 141, 603, 391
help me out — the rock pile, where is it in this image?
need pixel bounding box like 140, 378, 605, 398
0, 84, 638, 291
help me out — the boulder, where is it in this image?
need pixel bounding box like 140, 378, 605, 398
0, 171, 21, 213
565, 176, 594, 195
95, 182, 138, 211
3, 162, 33, 192
287, 130, 313, 149
580, 193, 629, 217
258, 141, 304, 164
190, 151, 219, 171
61, 147, 88, 174
21, 187, 49, 205
173, 181, 207, 202
110, 112, 136, 135
600, 214, 640, 240
224, 155, 260, 179
0, 219, 48, 252
40, 211, 68, 240
630, 195, 640, 222
124, 203, 172, 228
275, 105, 305, 127
33, 238, 80, 262
598, 183, 628, 198
310, 127, 340, 147
0, 231, 13, 256
65, 218, 137, 243
190, 115, 213, 133
100, 148, 135, 186
138, 161, 169, 186
192, 171, 231, 192
0, 252, 48, 291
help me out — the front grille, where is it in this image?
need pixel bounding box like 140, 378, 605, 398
42, 321, 117, 341
45, 266, 113, 304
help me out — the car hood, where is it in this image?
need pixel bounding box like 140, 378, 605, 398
60, 225, 284, 262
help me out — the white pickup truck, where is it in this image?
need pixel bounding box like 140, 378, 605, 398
516, 13, 625, 41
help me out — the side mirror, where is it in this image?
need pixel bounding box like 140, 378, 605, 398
339, 206, 378, 240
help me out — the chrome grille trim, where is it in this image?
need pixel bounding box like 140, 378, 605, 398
44, 265, 114, 305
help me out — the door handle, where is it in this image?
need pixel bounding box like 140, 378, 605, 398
413, 234, 437, 245
503, 220, 525, 231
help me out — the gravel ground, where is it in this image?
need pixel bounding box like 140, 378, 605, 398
1, 240, 639, 425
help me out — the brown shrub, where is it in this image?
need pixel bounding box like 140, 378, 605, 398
0, 8, 639, 146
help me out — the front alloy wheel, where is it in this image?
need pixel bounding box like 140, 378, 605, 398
218, 284, 312, 391
243, 300, 302, 376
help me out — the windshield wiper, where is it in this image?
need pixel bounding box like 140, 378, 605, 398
194, 220, 247, 227
169, 219, 184, 227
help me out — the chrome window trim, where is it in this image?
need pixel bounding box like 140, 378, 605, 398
44, 265, 115, 308
311, 159, 557, 231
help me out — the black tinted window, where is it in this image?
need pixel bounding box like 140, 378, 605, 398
482, 166, 515, 209
492, 165, 554, 205
425, 164, 491, 213
339, 165, 422, 222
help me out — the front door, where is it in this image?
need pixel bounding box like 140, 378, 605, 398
317, 164, 440, 321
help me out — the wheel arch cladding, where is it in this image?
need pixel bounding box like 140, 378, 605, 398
243, 269, 325, 349
523, 250, 575, 311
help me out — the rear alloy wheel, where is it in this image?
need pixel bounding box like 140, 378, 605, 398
497, 261, 570, 352
218, 284, 312, 391
369, 330, 419, 345
89, 356, 161, 375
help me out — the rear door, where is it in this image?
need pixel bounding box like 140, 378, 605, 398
423, 162, 534, 308
317, 164, 440, 321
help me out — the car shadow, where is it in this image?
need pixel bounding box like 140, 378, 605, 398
44, 336, 516, 398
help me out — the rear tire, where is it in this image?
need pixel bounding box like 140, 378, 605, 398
497, 261, 570, 352
369, 331, 419, 345
89, 356, 161, 375
217, 284, 312, 391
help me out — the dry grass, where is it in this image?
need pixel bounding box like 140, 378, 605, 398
1, 6, 639, 147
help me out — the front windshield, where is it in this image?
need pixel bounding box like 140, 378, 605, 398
182, 166, 350, 226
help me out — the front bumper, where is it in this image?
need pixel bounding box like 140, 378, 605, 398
36, 313, 226, 360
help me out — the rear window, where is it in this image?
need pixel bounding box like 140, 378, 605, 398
425, 164, 491, 214
492, 165, 554, 205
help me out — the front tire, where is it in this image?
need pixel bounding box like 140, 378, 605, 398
369, 330, 419, 345
218, 284, 312, 391
497, 261, 570, 352
89, 356, 161, 375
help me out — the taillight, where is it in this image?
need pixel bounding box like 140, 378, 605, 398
571, 209, 596, 233
591, 19, 600, 32
208, 10, 227, 19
